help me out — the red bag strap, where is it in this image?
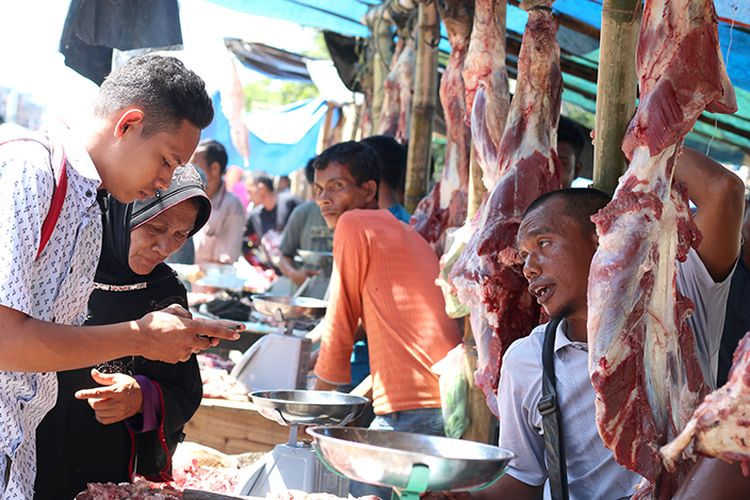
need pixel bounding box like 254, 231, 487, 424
0, 137, 68, 260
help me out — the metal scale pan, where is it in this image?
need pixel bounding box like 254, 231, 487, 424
236, 390, 370, 497
297, 249, 333, 268
251, 389, 369, 428
251, 294, 327, 323
308, 427, 515, 500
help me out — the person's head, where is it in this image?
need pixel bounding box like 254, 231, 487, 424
313, 141, 380, 229
361, 135, 407, 204
516, 188, 611, 322
224, 165, 245, 190
557, 116, 586, 189
304, 157, 316, 185
191, 139, 228, 197
128, 165, 211, 275
277, 175, 291, 192
247, 175, 275, 206
303, 157, 317, 199
88, 55, 213, 204
98, 164, 211, 280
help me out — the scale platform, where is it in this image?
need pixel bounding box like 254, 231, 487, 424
235, 390, 369, 497
230, 295, 327, 392
308, 427, 515, 500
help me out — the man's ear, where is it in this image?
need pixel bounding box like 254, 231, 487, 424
574, 159, 584, 179
363, 180, 378, 202
114, 109, 145, 138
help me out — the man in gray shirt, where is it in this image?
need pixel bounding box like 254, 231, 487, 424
278, 159, 333, 298
471, 148, 744, 500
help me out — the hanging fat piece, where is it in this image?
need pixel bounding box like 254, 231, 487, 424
586, 0, 737, 498
378, 37, 416, 144
411, 0, 473, 254
449, 2, 563, 415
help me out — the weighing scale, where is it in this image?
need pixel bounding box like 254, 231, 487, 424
307, 427, 515, 500
230, 294, 326, 391
235, 390, 369, 497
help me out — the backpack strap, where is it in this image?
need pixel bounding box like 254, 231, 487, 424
0, 137, 68, 260
537, 317, 570, 500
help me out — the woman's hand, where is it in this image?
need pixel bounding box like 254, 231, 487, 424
74, 369, 143, 425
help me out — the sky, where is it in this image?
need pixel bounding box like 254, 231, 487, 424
0, 0, 316, 123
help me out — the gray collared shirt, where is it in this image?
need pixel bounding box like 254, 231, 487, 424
496, 247, 734, 500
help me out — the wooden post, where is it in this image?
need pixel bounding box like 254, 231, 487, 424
592, 0, 641, 194
460, 148, 493, 444
405, 1, 440, 212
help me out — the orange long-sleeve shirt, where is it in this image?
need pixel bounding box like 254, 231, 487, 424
315, 209, 461, 415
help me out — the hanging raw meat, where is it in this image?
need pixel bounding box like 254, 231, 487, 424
411, 0, 473, 252
436, 0, 510, 320
449, 3, 563, 415
378, 38, 416, 144
463, 0, 510, 189
661, 330, 750, 475
587, 0, 737, 498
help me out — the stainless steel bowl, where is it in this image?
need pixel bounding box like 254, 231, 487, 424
250, 390, 369, 426
307, 427, 514, 492
297, 249, 334, 267
251, 294, 327, 321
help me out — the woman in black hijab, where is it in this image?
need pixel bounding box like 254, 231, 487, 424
35, 165, 212, 499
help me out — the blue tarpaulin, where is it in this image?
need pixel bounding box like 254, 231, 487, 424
207, 0, 750, 156
202, 93, 338, 175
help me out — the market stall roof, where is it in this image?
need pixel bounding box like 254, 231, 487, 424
207, 0, 750, 160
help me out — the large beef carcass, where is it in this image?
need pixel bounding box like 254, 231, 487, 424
377, 38, 416, 144
449, 3, 563, 415
586, 1, 737, 498
411, 0, 473, 252
661, 330, 750, 475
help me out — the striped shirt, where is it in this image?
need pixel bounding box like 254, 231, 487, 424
315, 209, 461, 415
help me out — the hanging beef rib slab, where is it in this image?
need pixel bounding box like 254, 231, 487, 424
587, 0, 736, 497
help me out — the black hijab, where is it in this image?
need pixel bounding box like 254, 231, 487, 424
95, 164, 212, 286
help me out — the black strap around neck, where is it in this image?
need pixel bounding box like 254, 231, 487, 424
538, 317, 569, 500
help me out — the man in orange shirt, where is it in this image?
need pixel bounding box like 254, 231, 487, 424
312, 141, 461, 437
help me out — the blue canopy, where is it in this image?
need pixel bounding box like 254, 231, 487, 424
202, 92, 338, 175
207, 0, 750, 156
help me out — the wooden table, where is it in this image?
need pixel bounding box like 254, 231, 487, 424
184, 398, 290, 455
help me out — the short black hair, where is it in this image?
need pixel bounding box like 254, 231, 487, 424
557, 116, 586, 160
93, 54, 214, 136
314, 141, 381, 188
523, 188, 611, 236
198, 139, 228, 175
304, 157, 316, 184
361, 135, 407, 191
253, 175, 275, 193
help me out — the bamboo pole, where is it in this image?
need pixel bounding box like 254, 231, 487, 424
405, 1, 440, 213
461, 149, 493, 444
592, 0, 641, 195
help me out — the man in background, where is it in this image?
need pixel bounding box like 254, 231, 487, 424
276, 174, 291, 193
244, 175, 299, 241
225, 165, 249, 209
191, 139, 246, 266
361, 135, 410, 223
278, 158, 332, 299
557, 116, 586, 189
